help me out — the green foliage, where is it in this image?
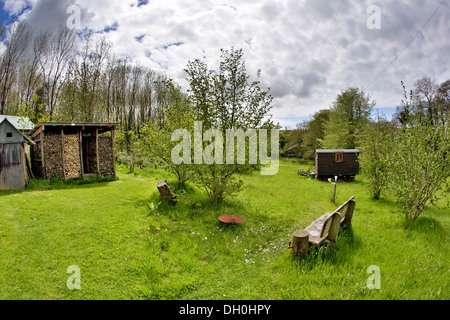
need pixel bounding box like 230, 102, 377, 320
384, 119, 449, 220
185, 47, 274, 203
138, 79, 194, 183
321, 88, 375, 149
357, 117, 392, 200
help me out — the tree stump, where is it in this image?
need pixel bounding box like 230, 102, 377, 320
157, 179, 177, 205
292, 230, 310, 259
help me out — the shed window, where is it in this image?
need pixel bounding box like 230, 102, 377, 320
335, 153, 344, 163
6, 132, 13, 138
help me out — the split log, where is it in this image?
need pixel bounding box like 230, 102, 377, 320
63, 133, 81, 179
157, 179, 177, 205
98, 136, 115, 176
44, 132, 64, 180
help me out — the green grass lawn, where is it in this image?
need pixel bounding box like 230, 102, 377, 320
0, 160, 448, 300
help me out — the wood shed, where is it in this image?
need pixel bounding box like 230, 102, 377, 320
29, 122, 117, 180
0, 118, 35, 190
315, 149, 359, 181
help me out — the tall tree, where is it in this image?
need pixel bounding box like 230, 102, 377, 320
185, 47, 274, 203
39, 26, 75, 120
321, 87, 375, 149
0, 22, 32, 114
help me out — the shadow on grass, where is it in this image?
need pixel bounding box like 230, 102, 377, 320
0, 175, 118, 197
402, 216, 447, 244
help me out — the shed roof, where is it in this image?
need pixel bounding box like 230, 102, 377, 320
29, 122, 118, 136
0, 118, 35, 145
0, 115, 35, 131
315, 149, 359, 154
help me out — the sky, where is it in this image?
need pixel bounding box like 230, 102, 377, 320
1, 0, 449, 128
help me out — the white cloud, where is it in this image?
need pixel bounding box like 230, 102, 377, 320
14, 0, 450, 128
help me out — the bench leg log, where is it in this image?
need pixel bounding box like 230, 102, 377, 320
292, 230, 310, 259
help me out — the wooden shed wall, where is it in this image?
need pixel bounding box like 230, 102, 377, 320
0, 143, 27, 190
315, 152, 359, 177
0, 120, 28, 190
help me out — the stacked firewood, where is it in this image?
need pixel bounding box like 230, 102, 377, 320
98, 136, 114, 176
63, 133, 81, 179
44, 132, 64, 180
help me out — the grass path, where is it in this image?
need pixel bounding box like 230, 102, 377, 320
0, 161, 448, 299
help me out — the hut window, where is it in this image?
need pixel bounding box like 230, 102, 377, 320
6, 132, 13, 138
335, 153, 344, 163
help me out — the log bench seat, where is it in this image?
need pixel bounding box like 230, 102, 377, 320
290, 197, 356, 259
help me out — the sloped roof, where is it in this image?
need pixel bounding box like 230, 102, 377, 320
0, 117, 35, 145
0, 115, 35, 131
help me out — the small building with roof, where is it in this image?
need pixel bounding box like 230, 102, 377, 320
315, 149, 360, 181
29, 122, 117, 180
0, 117, 35, 190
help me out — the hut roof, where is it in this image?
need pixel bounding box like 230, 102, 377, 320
315, 149, 359, 154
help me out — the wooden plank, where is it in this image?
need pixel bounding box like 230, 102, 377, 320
111, 127, 116, 176
95, 127, 100, 176
327, 212, 341, 243
30, 125, 43, 140
40, 130, 45, 179
79, 129, 84, 178
61, 127, 66, 180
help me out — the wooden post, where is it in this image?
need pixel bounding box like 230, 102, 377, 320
79, 129, 84, 178
95, 127, 100, 176
328, 212, 341, 243
111, 127, 116, 177
61, 127, 66, 180
292, 230, 309, 259
40, 127, 45, 179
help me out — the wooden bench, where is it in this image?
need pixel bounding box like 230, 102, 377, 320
290, 196, 356, 259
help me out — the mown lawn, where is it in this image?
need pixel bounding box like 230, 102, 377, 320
0, 160, 448, 300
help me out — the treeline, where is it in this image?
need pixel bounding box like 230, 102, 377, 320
281, 77, 450, 159
0, 22, 175, 132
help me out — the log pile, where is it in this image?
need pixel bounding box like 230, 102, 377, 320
63, 133, 82, 179
44, 132, 64, 180
98, 136, 115, 176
